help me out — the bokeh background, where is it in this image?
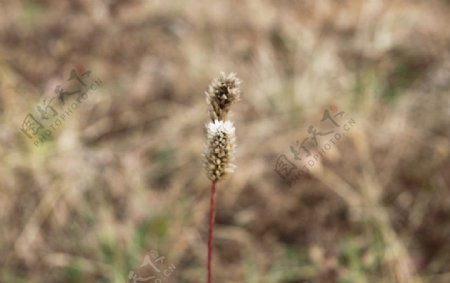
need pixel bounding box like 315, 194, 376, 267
1, 1, 449, 282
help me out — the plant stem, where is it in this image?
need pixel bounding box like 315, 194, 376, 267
207, 181, 217, 283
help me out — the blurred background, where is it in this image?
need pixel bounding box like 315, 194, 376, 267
1, 0, 449, 282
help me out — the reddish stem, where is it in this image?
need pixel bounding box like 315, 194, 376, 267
207, 181, 217, 283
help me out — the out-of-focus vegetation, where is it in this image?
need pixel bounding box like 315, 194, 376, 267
1, 1, 449, 282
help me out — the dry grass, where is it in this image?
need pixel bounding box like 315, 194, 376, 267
1, 0, 449, 282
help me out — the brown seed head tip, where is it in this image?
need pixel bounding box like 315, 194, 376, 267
206, 72, 241, 121
203, 120, 236, 182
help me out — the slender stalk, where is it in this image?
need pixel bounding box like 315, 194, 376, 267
207, 181, 217, 283
204, 72, 240, 282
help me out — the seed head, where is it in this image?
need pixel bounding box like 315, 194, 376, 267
203, 120, 236, 182
205, 72, 241, 121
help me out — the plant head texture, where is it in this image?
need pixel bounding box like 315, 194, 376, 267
203, 72, 241, 182
205, 72, 241, 121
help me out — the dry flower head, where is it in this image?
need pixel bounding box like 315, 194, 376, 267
205, 72, 241, 121
203, 120, 237, 182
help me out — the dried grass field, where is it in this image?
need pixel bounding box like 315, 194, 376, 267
0, 1, 449, 282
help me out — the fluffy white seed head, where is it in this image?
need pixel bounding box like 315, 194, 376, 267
203, 120, 236, 182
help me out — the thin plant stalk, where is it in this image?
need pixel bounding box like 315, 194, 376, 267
203, 72, 240, 282
207, 181, 217, 283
